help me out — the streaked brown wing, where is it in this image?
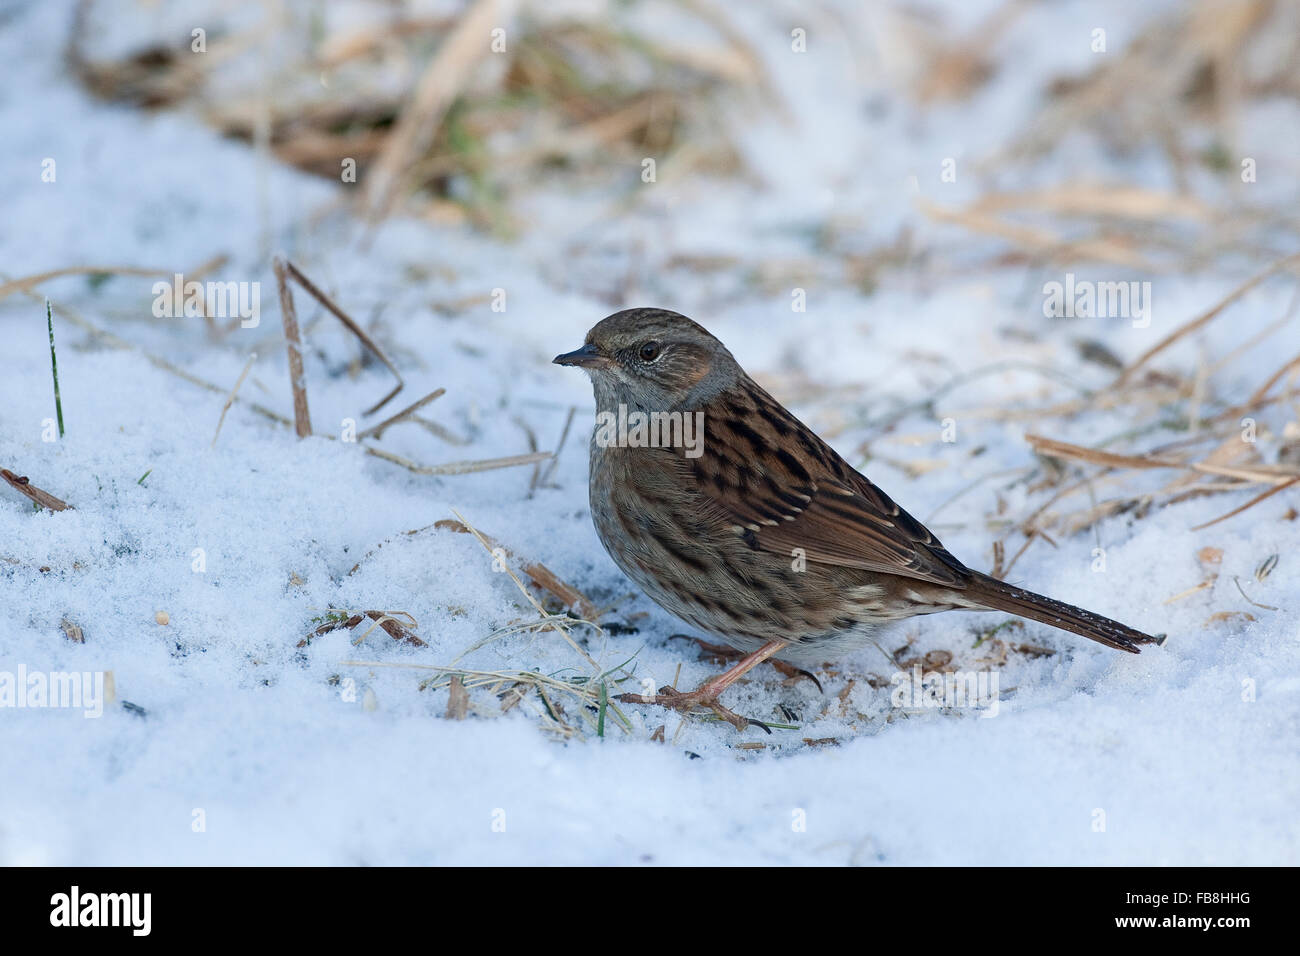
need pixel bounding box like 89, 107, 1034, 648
692, 377, 971, 589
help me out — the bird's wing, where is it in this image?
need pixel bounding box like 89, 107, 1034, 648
690, 379, 971, 588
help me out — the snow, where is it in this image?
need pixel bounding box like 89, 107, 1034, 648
1, 0, 1297, 865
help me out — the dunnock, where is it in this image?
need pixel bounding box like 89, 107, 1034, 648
555, 308, 1164, 730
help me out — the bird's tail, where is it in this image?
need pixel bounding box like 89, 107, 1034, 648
961, 572, 1166, 653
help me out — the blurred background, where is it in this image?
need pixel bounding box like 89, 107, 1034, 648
49, 0, 1300, 274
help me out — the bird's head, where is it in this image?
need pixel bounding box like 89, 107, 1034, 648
553, 308, 741, 411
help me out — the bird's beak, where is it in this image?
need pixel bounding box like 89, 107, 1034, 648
552, 343, 609, 369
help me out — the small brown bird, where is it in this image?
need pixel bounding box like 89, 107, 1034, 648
555, 308, 1164, 730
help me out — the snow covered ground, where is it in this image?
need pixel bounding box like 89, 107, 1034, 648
2, 0, 1298, 865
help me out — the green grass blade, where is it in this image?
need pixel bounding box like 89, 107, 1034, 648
46, 298, 65, 438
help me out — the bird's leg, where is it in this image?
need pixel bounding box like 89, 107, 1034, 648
670, 634, 823, 692
618, 639, 789, 732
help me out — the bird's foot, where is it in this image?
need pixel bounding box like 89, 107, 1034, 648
617, 683, 771, 734
620, 639, 790, 733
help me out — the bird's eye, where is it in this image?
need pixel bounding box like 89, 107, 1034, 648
638, 341, 661, 362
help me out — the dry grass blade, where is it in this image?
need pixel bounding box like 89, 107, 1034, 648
1163, 579, 1214, 605
1026, 433, 1182, 471
357, 388, 445, 441
210, 351, 258, 448
366, 448, 553, 476
676, 0, 779, 103
445, 676, 470, 719
282, 259, 405, 415
356, 610, 426, 647
1212, 351, 1300, 425
1115, 253, 1300, 386
968, 184, 1210, 221
272, 257, 312, 438
1189, 476, 1300, 531
1, 469, 73, 512
534, 405, 576, 491
0, 256, 227, 304
299, 612, 364, 646
1231, 576, 1278, 611
1025, 434, 1297, 485
299, 609, 426, 648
